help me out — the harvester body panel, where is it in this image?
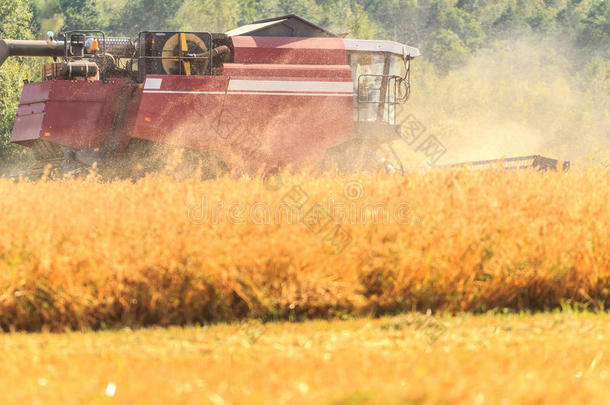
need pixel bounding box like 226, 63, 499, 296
133, 74, 227, 152
12, 80, 130, 150
231, 36, 347, 65
131, 58, 353, 172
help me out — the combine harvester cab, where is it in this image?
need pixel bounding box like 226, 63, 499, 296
0, 15, 566, 178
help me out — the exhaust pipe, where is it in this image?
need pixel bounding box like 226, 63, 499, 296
46, 31, 64, 49
0, 39, 65, 68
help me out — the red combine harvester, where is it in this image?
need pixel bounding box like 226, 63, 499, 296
0, 15, 567, 178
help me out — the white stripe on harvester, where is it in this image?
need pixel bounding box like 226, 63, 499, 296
227, 80, 353, 93
143, 90, 226, 95
227, 91, 352, 97
142, 79, 353, 97
143, 90, 353, 97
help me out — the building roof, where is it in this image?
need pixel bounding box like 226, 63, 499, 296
226, 14, 337, 38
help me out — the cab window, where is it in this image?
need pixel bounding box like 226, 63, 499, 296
349, 52, 404, 123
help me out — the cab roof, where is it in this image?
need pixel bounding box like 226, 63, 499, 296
226, 15, 420, 59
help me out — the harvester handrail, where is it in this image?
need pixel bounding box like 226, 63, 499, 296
61, 30, 107, 59
356, 73, 403, 124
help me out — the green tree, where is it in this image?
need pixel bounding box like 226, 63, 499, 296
1, 0, 35, 38
109, 0, 185, 36
491, 3, 531, 36
275, 0, 324, 22
427, 28, 472, 74
348, 2, 380, 38
0, 0, 36, 165
58, 0, 105, 31
437, 4, 485, 50
31, 0, 65, 35
579, 0, 610, 54
171, 0, 240, 32
237, 0, 280, 25
319, 1, 381, 38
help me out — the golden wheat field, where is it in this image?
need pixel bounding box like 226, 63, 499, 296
0, 167, 608, 332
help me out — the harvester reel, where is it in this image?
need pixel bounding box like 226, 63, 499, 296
162, 33, 208, 75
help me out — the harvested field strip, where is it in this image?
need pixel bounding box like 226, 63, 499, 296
0, 168, 609, 331
1, 313, 610, 404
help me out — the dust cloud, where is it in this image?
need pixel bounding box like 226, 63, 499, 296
405, 35, 609, 166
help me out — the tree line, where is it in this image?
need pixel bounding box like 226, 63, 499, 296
29, 0, 609, 71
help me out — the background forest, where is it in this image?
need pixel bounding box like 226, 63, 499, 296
1, 0, 608, 165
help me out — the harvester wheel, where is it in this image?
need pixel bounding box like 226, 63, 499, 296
169, 148, 230, 180
119, 139, 229, 181
320, 139, 405, 175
